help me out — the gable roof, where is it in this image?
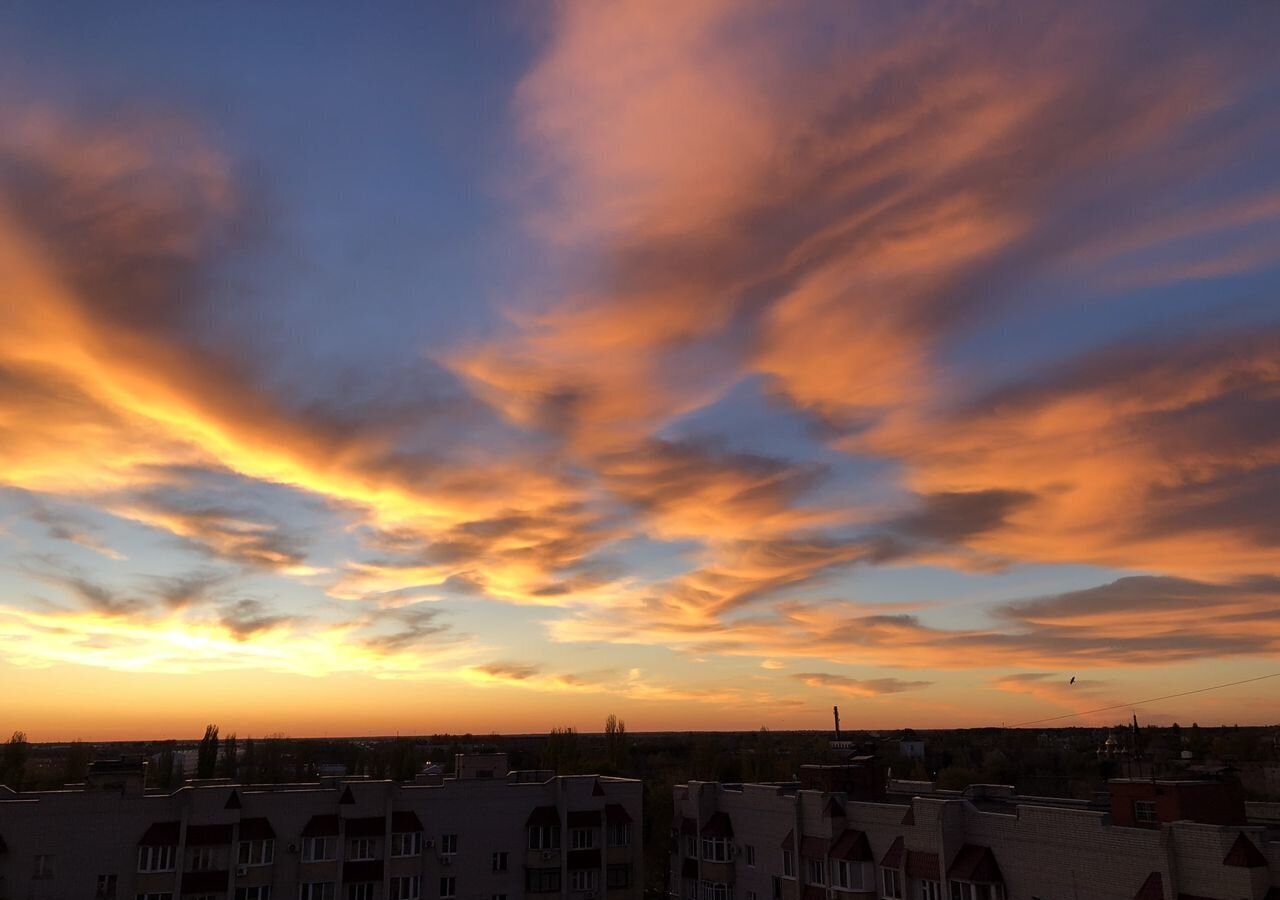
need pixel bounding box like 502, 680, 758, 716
138, 821, 181, 845
948, 844, 1003, 883
239, 817, 275, 840
1134, 872, 1163, 900
702, 811, 734, 838
880, 836, 904, 869
527, 806, 561, 829
606, 803, 633, 825
301, 814, 340, 836
391, 810, 424, 832
906, 850, 940, 879
1223, 832, 1266, 867
829, 829, 872, 862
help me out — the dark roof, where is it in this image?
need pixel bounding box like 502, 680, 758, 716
682, 857, 698, 879
343, 859, 384, 882
392, 810, 424, 832
568, 810, 601, 828
302, 814, 340, 836
592, 778, 606, 796
1223, 832, 1266, 867
180, 870, 229, 893
224, 790, 241, 810
880, 836, 904, 869
527, 806, 561, 829
702, 812, 734, 839
239, 817, 275, 841
906, 851, 940, 879
138, 821, 181, 845
344, 816, 385, 838
339, 784, 355, 804
606, 803, 633, 825
822, 797, 845, 818
569, 848, 602, 869
680, 817, 698, 836
830, 829, 872, 862
186, 823, 234, 845
800, 835, 827, 859
781, 830, 795, 851
1134, 872, 1163, 900
949, 844, 1003, 884
901, 807, 915, 826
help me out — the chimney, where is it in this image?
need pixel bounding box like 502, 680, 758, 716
833, 706, 841, 741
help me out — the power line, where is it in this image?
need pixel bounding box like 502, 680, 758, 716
1007, 671, 1280, 728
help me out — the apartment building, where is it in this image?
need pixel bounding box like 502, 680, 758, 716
0, 753, 642, 900
669, 764, 1280, 900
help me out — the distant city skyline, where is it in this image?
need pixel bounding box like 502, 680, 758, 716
1, 0, 1279, 741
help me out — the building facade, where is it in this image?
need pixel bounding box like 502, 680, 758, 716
669, 767, 1280, 900
0, 755, 642, 900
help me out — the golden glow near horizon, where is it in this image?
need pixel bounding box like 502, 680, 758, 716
1, 1, 1279, 740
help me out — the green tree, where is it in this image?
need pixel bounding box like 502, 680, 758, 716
63, 739, 91, 785
605, 714, 629, 772
220, 733, 238, 780
1, 730, 29, 790
197, 724, 219, 779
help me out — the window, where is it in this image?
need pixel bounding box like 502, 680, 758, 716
782, 850, 795, 878
747, 892, 757, 900
833, 861, 867, 891
1133, 800, 1157, 824
881, 868, 902, 900
570, 869, 598, 892
806, 859, 825, 885
528, 825, 559, 850
492, 851, 508, 872
390, 876, 421, 900
686, 882, 699, 900
238, 839, 274, 867
702, 836, 730, 862
347, 887, 375, 900
136, 894, 174, 900
97, 874, 118, 898
303, 836, 335, 862
33, 854, 53, 878
190, 847, 217, 870
745, 845, 756, 867
699, 882, 729, 900
392, 832, 422, 857
300, 885, 336, 900
350, 838, 376, 861
607, 822, 630, 847
684, 835, 697, 858
138, 845, 175, 872
607, 864, 630, 888
440, 833, 458, 855
526, 868, 562, 893
440, 876, 457, 899
919, 882, 942, 900
234, 889, 272, 900
772, 878, 783, 900
571, 827, 595, 850
947, 886, 1003, 900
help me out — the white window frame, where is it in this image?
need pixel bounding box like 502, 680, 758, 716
347, 886, 375, 900
440, 833, 458, 855
746, 845, 756, 867
570, 869, 598, 892
699, 881, 729, 900
238, 839, 274, 867
607, 822, 630, 847
881, 867, 902, 900
806, 858, 825, 885
702, 836, 730, 863
392, 831, 421, 858
919, 881, 942, 900
390, 875, 421, 900
440, 876, 457, 899
492, 851, 508, 872
234, 888, 273, 900
299, 884, 336, 900
349, 838, 376, 861
571, 827, 594, 850
303, 836, 335, 862
138, 845, 176, 873
782, 850, 795, 878
528, 825, 558, 851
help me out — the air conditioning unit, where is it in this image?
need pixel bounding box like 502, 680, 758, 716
236, 865, 249, 876
425, 839, 435, 849
288, 843, 299, 853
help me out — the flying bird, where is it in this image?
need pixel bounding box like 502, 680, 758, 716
1069, 676, 1076, 685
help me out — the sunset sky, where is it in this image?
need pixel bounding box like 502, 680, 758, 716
2, 1, 1279, 741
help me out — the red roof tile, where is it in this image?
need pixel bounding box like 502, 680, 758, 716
948, 844, 1002, 883
880, 836, 904, 869
905, 850, 939, 879
829, 829, 872, 862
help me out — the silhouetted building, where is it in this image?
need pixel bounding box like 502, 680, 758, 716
0, 754, 642, 900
